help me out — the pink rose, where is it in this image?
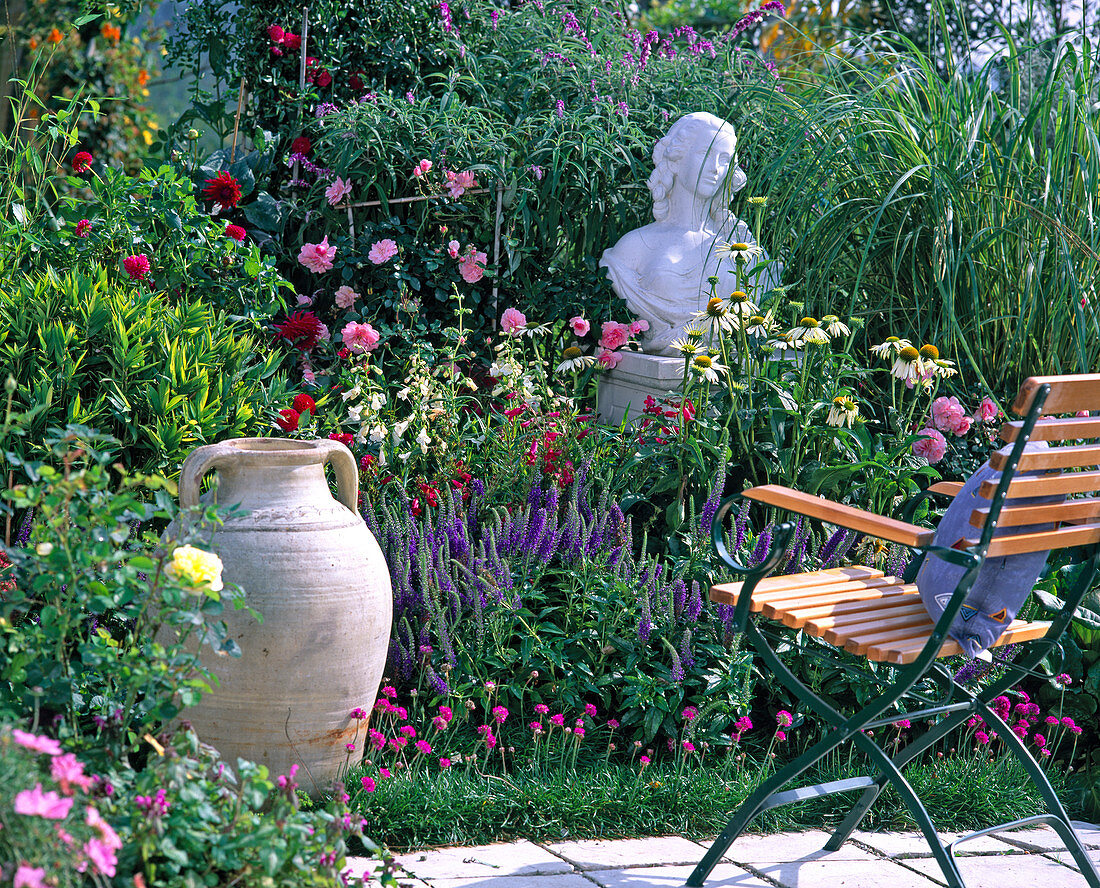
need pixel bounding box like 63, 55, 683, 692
341, 321, 380, 353
325, 176, 353, 206
569, 315, 590, 337
597, 348, 623, 369
931, 396, 972, 436
413, 159, 433, 178
629, 318, 650, 335
368, 238, 398, 264
459, 249, 487, 283
447, 239, 461, 259
298, 236, 336, 273
500, 307, 527, 336
334, 285, 359, 309
912, 428, 947, 464
599, 320, 629, 351
976, 396, 998, 423
445, 169, 478, 198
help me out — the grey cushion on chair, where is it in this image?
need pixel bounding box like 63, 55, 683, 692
916, 443, 1064, 658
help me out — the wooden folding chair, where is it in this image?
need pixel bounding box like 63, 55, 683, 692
688, 374, 1100, 888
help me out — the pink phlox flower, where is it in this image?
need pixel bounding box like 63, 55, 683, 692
447, 239, 461, 258
361, 776, 376, 792
912, 428, 947, 463
776, 710, 793, 728
501, 307, 527, 335
569, 315, 590, 337
599, 320, 630, 351
399, 725, 417, 739
325, 176, 353, 206
597, 348, 623, 369
14, 865, 48, 888
414, 159, 433, 178
12, 730, 62, 756
459, 248, 488, 283
50, 754, 93, 794
492, 705, 509, 724
341, 321, 381, 353
83, 838, 118, 877
550, 713, 565, 727
299, 236, 337, 273
681, 706, 698, 722
584, 703, 598, 718
534, 703, 550, 715
415, 740, 432, 754
368, 238, 398, 265
86, 804, 121, 848
14, 784, 73, 820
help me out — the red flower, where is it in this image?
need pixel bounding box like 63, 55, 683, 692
267, 24, 285, 43
270, 45, 284, 57
75, 219, 91, 238
201, 171, 242, 208
283, 32, 301, 51
225, 224, 246, 241
290, 136, 312, 157
123, 254, 151, 280
359, 453, 377, 472
315, 70, 332, 88
349, 72, 365, 91
276, 408, 300, 432
293, 393, 317, 415
328, 432, 354, 448
274, 310, 325, 352
72, 150, 93, 173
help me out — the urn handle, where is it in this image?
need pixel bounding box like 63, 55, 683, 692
179, 441, 240, 509
314, 439, 359, 514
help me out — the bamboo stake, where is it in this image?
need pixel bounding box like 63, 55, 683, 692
293, 6, 309, 182
338, 187, 490, 210
492, 182, 504, 317
230, 76, 246, 161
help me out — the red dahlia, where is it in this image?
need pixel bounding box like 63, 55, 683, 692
293, 393, 317, 415
266, 24, 285, 43
225, 223, 246, 241
75, 219, 91, 238
283, 32, 301, 51
202, 171, 243, 208
276, 408, 300, 432
328, 432, 354, 448
123, 253, 151, 280
72, 150, 93, 173
274, 310, 325, 352
290, 136, 312, 157
315, 70, 332, 88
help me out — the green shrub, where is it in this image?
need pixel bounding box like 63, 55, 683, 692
0, 266, 290, 474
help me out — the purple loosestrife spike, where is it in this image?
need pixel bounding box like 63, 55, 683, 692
749, 525, 773, 567
687, 580, 704, 622
734, 498, 751, 551
679, 628, 695, 670
669, 644, 685, 682
638, 589, 653, 641
672, 579, 687, 621
699, 452, 728, 536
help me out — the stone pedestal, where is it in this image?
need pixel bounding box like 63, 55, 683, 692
597, 351, 686, 424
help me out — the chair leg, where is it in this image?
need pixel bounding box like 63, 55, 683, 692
974, 701, 1100, 888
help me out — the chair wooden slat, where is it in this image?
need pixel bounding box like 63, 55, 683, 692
864, 620, 1051, 665
779, 589, 919, 628
709, 566, 883, 607
816, 603, 930, 642
761, 580, 908, 620
840, 618, 936, 655
969, 498, 1100, 528
978, 469, 1100, 500
1000, 416, 1100, 442
1013, 374, 1100, 416
959, 523, 1100, 556
988, 442, 1100, 472
754, 576, 900, 608
927, 481, 964, 497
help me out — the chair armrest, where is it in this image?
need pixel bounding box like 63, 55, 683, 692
927, 481, 963, 497
743, 484, 936, 548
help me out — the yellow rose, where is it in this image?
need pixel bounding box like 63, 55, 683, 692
168, 545, 224, 592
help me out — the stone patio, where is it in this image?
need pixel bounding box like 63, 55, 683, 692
344, 822, 1100, 888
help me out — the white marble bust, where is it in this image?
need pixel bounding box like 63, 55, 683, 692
600, 112, 772, 356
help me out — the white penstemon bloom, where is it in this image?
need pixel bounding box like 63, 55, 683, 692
342, 385, 361, 402
415, 428, 431, 453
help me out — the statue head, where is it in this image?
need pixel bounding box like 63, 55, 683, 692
646, 112, 745, 228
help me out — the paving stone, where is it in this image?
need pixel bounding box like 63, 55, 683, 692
545, 837, 707, 871
395, 842, 574, 879
990, 825, 1068, 852
1071, 822, 1100, 850
430, 875, 596, 888
903, 852, 1090, 887
749, 858, 943, 887
852, 830, 1019, 857
585, 863, 772, 888
1047, 848, 1100, 871
709, 830, 878, 863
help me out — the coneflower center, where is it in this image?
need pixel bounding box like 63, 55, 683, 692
563, 346, 582, 359
899, 346, 920, 361
919, 344, 939, 360
694, 355, 714, 369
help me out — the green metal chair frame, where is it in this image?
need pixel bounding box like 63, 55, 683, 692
688, 375, 1100, 888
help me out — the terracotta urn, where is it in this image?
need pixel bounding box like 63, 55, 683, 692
173, 437, 391, 792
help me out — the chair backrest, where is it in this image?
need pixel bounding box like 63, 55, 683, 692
962, 374, 1100, 557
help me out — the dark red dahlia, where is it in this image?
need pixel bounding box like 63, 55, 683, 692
225, 224, 247, 241
349, 72, 365, 92
275, 310, 324, 352
283, 32, 301, 51
276, 408, 301, 432
328, 432, 354, 448
72, 150, 93, 173
201, 171, 242, 208
266, 24, 285, 43
315, 70, 332, 88
123, 253, 151, 280
290, 136, 312, 157
293, 393, 318, 415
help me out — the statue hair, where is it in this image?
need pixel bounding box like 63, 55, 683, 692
647, 112, 736, 228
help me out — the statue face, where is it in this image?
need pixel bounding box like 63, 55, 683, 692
682, 126, 738, 200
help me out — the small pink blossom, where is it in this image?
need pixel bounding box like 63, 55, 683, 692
639, 755, 651, 766
599, 320, 630, 351
381, 686, 397, 698
492, 705, 509, 724
597, 349, 623, 369
361, 776, 376, 792
501, 307, 527, 336
14, 865, 48, 888
445, 169, 478, 198
529, 721, 544, 735
379, 767, 392, 778
447, 239, 461, 259
607, 719, 620, 729
299, 236, 337, 273
415, 740, 432, 754
550, 713, 565, 727
334, 285, 359, 309
912, 427, 947, 464
976, 395, 999, 423
629, 319, 650, 335
399, 725, 417, 738
413, 159, 433, 178
50, 754, 93, 794
341, 321, 381, 353
14, 784, 73, 820
459, 249, 488, 283
11, 730, 62, 756
682, 740, 696, 752
368, 238, 398, 265
776, 710, 793, 728
325, 176, 353, 206
439, 757, 452, 769
775, 730, 788, 742
534, 704, 549, 715
682, 706, 698, 721
584, 703, 598, 718
569, 316, 590, 337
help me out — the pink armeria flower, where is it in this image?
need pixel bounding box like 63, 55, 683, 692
334, 285, 359, 308
492, 705, 509, 724
415, 740, 432, 754
682, 706, 698, 722
368, 730, 386, 751
529, 721, 544, 735
912, 428, 947, 464
11, 730, 62, 756
439, 757, 452, 769
599, 320, 630, 351
413, 159, 433, 178
432, 715, 448, 731
399, 725, 416, 738
597, 349, 623, 369
550, 713, 565, 727
459, 249, 487, 283
569, 315, 590, 337
501, 307, 527, 336
607, 719, 620, 729
534, 704, 549, 715
341, 321, 381, 353
360, 776, 376, 792
776, 710, 793, 728
14, 784, 73, 820
438, 705, 453, 720
682, 740, 695, 752
381, 686, 397, 698
299, 236, 337, 273
325, 176, 353, 206
368, 238, 398, 265
639, 755, 651, 766
584, 703, 598, 718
